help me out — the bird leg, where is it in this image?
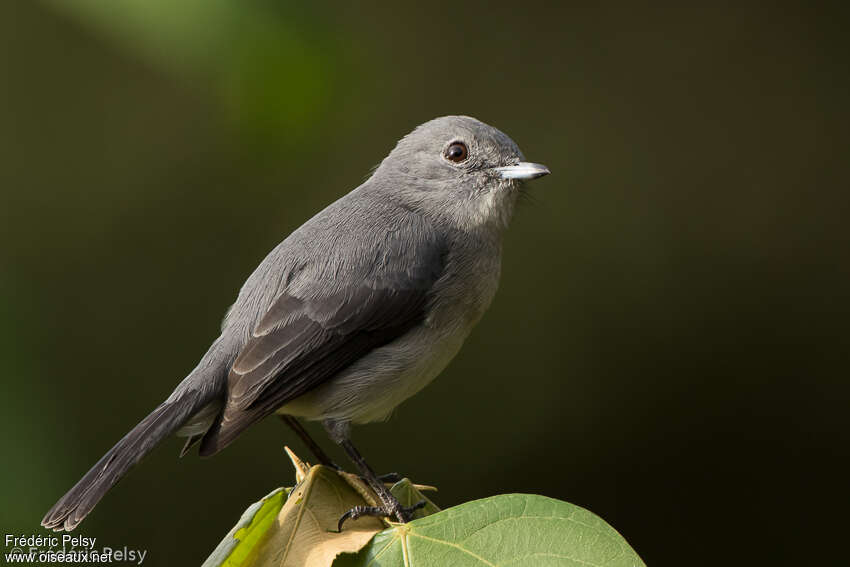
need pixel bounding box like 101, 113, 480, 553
280, 415, 404, 482
323, 419, 423, 530
336, 438, 425, 530
278, 415, 337, 467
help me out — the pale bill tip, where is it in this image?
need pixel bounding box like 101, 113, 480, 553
495, 162, 551, 180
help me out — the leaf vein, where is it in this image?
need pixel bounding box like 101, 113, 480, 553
363, 533, 400, 567
408, 531, 497, 566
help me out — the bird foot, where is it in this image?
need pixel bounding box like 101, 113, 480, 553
324, 463, 403, 485
376, 472, 403, 483
337, 500, 426, 531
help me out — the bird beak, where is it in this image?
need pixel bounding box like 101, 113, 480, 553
493, 162, 551, 180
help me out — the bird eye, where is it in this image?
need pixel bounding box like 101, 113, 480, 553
444, 141, 469, 163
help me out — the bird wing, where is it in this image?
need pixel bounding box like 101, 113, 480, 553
198, 239, 445, 456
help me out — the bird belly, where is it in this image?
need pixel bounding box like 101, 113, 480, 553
278, 321, 471, 424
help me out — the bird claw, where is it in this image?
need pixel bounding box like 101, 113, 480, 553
376, 472, 403, 483
337, 500, 427, 531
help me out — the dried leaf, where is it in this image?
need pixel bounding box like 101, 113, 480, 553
203, 449, 440, 567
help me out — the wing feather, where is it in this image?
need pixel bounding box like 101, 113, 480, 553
198, 255, 443, 456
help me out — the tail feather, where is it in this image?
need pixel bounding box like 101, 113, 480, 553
179, 433, 204, 458
197, 402, 267, 457
41, 391, 207, 531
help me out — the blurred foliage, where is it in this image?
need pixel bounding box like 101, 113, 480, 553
1, 2, 848, 566
43, 0, 336, 143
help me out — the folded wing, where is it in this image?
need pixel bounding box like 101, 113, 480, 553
199, 257, 444, 456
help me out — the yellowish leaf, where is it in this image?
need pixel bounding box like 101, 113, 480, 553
204, 449, 441, 567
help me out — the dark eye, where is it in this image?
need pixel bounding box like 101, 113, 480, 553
444, 141, 469, 163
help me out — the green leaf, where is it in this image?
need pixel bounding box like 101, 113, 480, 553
333, 493, 645, 567
387, 479, 440, 520
202, 488, 288, 567
204, 451, 642, 567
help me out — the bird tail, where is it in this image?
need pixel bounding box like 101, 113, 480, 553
41, 390, 209, 531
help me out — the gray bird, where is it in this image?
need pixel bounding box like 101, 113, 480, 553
42, 115, 550, 532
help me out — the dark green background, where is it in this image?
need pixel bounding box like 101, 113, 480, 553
2, 2, 848, 565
